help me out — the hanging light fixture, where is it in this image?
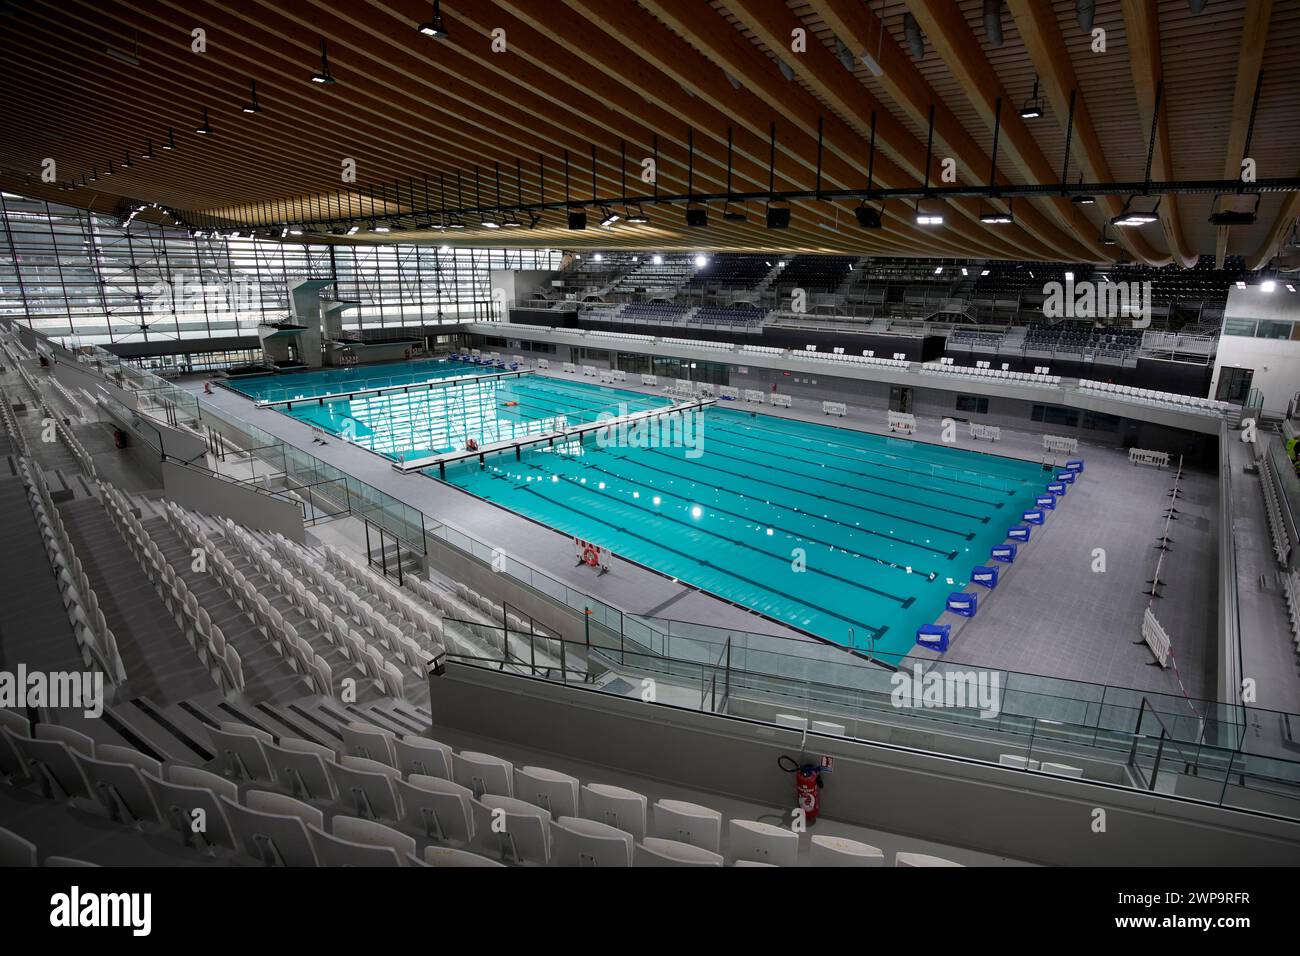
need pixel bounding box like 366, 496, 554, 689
311, 37, 336, 84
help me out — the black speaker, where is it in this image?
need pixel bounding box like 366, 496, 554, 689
567, 210, 587, 230
766, 205, 791, 229
855, 204, 883, 229
685, 207, 708, 228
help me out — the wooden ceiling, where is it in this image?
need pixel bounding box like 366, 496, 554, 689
1, 0, 1297, 267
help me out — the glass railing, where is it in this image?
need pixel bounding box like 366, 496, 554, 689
442, 628, 1300, 822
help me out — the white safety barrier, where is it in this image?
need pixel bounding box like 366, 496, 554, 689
718, 386, 739, 400
573, 536, 614, 574
888, 411, 917, 435
743, 389, 766, 404
771, 394, 793, 408
1141, 607, 1171, 667
613, 369, 627, 382
969, 422, 1000, 442
562, 362, 576, 374
696, 383, 715, 397
822, 401, 847, 417
1043, 434, 1078, 454
641, 374, 658, 386
1129, 448, 1170, 468
582, 365, 597, 377
598, 371, 614, 384
537, 358, 549, 369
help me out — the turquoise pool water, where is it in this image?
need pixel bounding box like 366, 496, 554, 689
242, 367, 1045, 661
436, 376, 1046, 663
226, 357, 491, 405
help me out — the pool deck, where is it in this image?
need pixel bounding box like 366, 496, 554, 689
184, 365, 1228, 703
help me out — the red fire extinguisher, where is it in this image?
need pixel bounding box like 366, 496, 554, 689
779, 754, 831, 824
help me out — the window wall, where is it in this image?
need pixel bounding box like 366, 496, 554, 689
0, 193, 560, 349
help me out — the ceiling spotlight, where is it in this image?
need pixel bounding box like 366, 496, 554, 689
122, 150, 133, 169
685, 205, 708, 228
103, 160, 114, 176
142, 140, 155, 160
1286, 283, 1296, 293
652, 254, 664, 265
311, 37, 336, 84
161, 128, 177, 151
368, 221, 390, 233
854, 202, 883, 229
598, 206, 620, 227
499, 211, 522, 227
418, 0, 448, 38
915, 199, 944, 226
346, 224, 361, 235
1261, 279, 1277, 293
721, 203, 746, 222
480, 216, 500, 229
195, 106, 212, 134
624, 204, 649, 224
567, 208, 587, 230
526, 212, 542, 229
1208, 192, 1260, 226
693, 254, 708, 269
243, 79, 262, 113
1111, 196, 1160, 227
1071, 194, 1095, 205
387, 220, 406, 232
446, 217, 466, 230
979, 202, 1013, 225
765, 203, 791, 229
1020, 76, 1045, 119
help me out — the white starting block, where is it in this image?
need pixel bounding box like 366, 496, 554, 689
888, 411, 917, 435
537, 358, 550, 369
743, 389, 766, 404
582, 365, 597, 378
562, 362, 576, 374
718, 386, 739, 401
1129, 447, 1170, 468
969, 422, 1000, 442
822, 401, 847, 417
1043, 434, 1078, 454
771, 394, 793, 408
641, 374, 658, 386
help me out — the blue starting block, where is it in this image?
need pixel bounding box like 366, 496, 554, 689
916, 623, 951, 652
1056, 471, 1076, 485
1046, 482, 1067, 496
1065, 459, 1084, 474
971, 566, 999, 589
1022, 509, 1045, 525
1007, 524, 1032, 542
1035, 495, 1057, 510
991, 543, 1018, 563
946, 592, 978, 617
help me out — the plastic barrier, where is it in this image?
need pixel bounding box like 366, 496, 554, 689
1128, 447, 1170, 468
1043, 435, 1078, 454
888, 411, 917, 435
915, 624, 951, 652
970, 566, 999, 589
613, 370, 628, 382
1055, 471, 1076, 485
946, 592, 978, 617
537, 358, 550, 369
562, 362, 577, 374
1035, 495, 1057, 510
599, 371, 614, 384
1046, 482, 1067, 496
1065, 459, 1085, 474
1007, 525, 1032, 542
1141, 607, 1171, 667
718, 386, 739, 401
969, 422, 1000, 442
641, 374, 658, 386
1022, 510, 1045, 525
743, 389, 766, 403
822, 401, 847, 417
771, 394, 793, 408
990, 543, 1017, 563
582, 365, 597, 378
